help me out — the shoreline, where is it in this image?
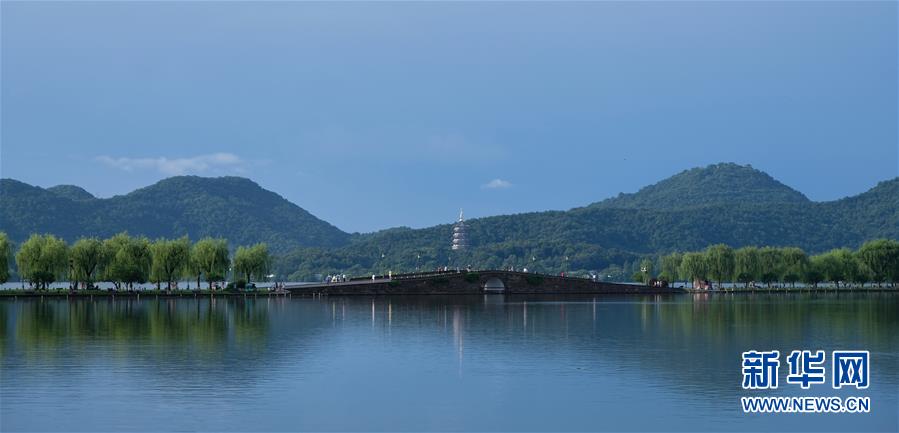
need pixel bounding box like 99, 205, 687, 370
0, 290, 289, 298
684, 287, 898, 294
1, 287, 896, 298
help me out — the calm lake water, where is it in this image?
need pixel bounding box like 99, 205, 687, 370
1, 293, 896, 432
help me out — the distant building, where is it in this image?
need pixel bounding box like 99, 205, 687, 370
451, 209, 467, 251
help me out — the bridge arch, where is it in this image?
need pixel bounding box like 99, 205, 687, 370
483, 277, 506, 292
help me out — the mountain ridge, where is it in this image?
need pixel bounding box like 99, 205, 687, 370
47, 184, 96, 201
1, 175, 349, 253
589, 163, 809, 209
273, 165, 896, 279
1, 163, 896, 278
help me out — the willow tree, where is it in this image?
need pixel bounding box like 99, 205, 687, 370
233, 243, 271, 285
856, 239, 899, 286
814, 248, 855, 287
758, 247, 783, 287
191, 237, 230, 290
839, 249, 866, 287
779, 247, 808, 288
659, 252, 683, 284
734, 246, 761, 287
103, 233, 152, 290
70, 237, 106, 290
814, 250, 838, 287
804, 255, 826, 288
16, 234, 69, 290
0, 232, 10, 284
150, 237, 191, 291
679, 252, 707, 287
705, 244, 735, 289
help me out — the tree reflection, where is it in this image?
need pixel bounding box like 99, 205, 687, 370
323, 293, 898, 397
7, 297, 272, 357
3, 293, 896, 399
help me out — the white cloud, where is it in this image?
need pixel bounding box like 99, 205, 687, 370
95, 153, 243, 175
482, 178, 512, 189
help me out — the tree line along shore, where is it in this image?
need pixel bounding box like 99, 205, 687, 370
642, 240, 898, 289
0, 232, 270, 292
0, 232, 896, 292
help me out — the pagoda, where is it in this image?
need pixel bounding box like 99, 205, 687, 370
451, 209, 467, 251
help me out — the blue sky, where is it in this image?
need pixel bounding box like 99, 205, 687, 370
2, 2, 896, 233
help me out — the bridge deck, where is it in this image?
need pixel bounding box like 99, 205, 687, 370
285, 270, 681, 296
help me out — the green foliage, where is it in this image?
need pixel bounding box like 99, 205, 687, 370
638, 258, 654, 284
274, 238, 637, 281
233, 243, 271, 283
0, 176, 348, 254
674, 240, 898, 288
705, 244, 735, 286
592, 163, 810, 209
779, 247, 808, 287
815, 249, 845, 286
632, 272, 645, 283
804, 255, 826, 287
758, 247, 783, 286
149, 236, 191, 290
596, 264, 629, 282
271, 166, 897, 279
857, 239, 899, 284
47, 184, 95, 201
103, 233, 152, 288
2, 163, 897, 280
734, 246, 761, 286
679, 252, 707, 282
191, 237, 230, 289
659, 252, 682, 282
15, 234, 68, 289
70, 237, 106, 288
0, 232, 10, 284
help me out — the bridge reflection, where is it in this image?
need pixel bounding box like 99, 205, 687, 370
3, 293, 895, 404
286, 269, 676, 295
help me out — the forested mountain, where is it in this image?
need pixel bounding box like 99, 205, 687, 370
590, 163, 810, 209
47, 185, 96, 201
2, 163, 896, 280
0, 176, 349, 253
275, 164, 898, 280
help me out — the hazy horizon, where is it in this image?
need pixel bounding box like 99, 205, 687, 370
2, 2, 897, 232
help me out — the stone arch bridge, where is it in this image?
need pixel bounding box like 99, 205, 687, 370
284, 270, 680, 296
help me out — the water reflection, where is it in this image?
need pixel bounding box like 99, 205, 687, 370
1, 293, 897, 432
5, 297, 271, 350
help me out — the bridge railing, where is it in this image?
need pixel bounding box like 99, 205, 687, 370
344, 269, 462, 282
348, 269, 603, 283
299, 269, 629, 289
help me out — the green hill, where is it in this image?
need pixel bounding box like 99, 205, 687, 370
275, 164, 898, 280
591, 163, 810, 209
2, 163, 896, 280
0, 176, 350, 253
47, 185, 96, 201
